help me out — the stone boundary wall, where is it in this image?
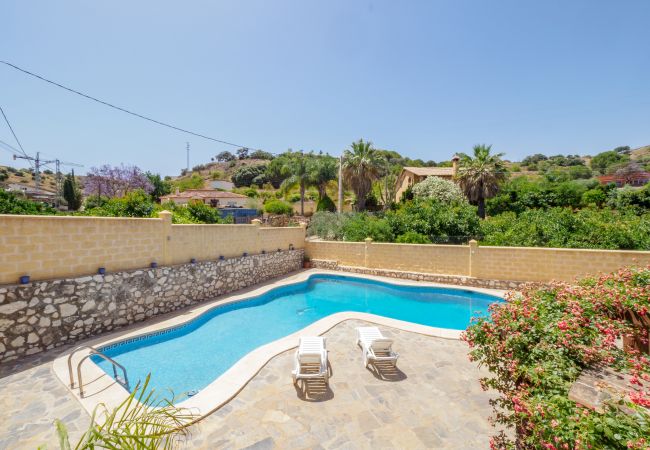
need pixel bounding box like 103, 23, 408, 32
306, 239, 650, 283
0, 212, 305, 285
0, 250, 304, 363
310, 259, 530, 291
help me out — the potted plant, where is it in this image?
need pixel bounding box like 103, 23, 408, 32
303, 255, 311, 269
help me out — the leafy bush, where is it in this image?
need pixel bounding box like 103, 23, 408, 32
581, 188, 607, 206
316, 194, 336, 212
464, 267, 650, 449
264, 199, 293, 215
411, 176, 466, 204
249, 150, 274, 160
385, 198, 480, 244
0, 189, 56, 215
308, 212, 352, 240
481, 207, 650, 250
232, 165, 267, 187
395, 231, 431, 244
487, 178, 601, 215
84, 190, 155, 218
185, 201, 229, 223
591, 150, 629, 174
607, 185, 650, 212
287, 193, 301, 203
240, 187, 258, 198
210, 170, 224, 180
340, 213, 394, 242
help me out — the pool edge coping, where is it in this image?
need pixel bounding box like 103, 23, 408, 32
51, 269, 507, 420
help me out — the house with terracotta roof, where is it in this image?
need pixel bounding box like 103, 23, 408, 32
394, 155, 460, 202
597, 171, 650, 187
160, 189, 248, 208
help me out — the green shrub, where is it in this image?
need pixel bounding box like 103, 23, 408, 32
581, 188, 606, 206
186, 201, 229, 223
481, 207, 650, 250
242, 187, 258, 198
210, 170, 224, 180
84, 190, 155, 218
411, 176, 466, 204
287, 193, 301, 203
316, 195, 336, 212
232, 165, 267, 187
308, 212, 351, 240
385, 198, 480, 244
340, 214, 394, 242
464, 267, 650, 448
264, 199, 293, 215
0, 189, 56, 215
395, 231, 431, 244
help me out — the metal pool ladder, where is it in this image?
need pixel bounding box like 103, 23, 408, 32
67, 345, 130, 398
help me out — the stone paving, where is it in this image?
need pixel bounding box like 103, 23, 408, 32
0, 320, 496, 449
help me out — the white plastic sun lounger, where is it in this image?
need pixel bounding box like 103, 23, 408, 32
292, 337, 329, 385
356, 327, 399, 368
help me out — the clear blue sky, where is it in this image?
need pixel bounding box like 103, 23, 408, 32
2, 0, 649, 176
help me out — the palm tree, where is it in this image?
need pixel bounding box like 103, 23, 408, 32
309, 155, 338, 200
456, 144, 507, 219
342, 139, 383, 211
52, 374, 194, 449
280, 151, 312, 216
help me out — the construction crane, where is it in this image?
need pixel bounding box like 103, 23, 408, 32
13, 152, 83, 206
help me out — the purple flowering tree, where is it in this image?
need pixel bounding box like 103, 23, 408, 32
84, 164, 154, 198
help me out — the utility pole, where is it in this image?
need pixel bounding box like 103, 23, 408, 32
14, 151, 52, 193
338, 154, 343, 214
186, 142, 190, 172
13, 153, 82, 205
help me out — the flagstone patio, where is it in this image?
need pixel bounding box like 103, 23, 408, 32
0, 319, 496, 449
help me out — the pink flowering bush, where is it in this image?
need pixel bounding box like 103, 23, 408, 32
463, 266, 650, 449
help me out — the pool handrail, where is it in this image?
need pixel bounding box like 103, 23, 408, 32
67, 344, 129, 397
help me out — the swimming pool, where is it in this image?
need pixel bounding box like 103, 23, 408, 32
93, 274, 500, 399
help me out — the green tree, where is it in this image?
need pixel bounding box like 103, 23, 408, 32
590, 150, 629, 174
342, 139, 382, 211
215, 151, 235, 162
146, 172, 172, 202
309, 155, 338, 200
456, 144, 507, 218
232, 165, 267, 187
63, 170, 82, 211
249, 150, 274, 160
279, 152, 312, 216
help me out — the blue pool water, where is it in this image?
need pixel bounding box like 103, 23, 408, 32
93, 274, 500, 400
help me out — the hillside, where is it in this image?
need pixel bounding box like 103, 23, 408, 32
631, 145, 650, 161
170, 158, 270, 189
0, 165, 60, 193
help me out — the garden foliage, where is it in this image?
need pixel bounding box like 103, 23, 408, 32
411, 176, 465, 204
464, 267, 650, 449
0, 189, 56, 215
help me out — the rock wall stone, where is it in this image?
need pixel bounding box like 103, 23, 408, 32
310, 259, 536, 291
0, 250, 304, 362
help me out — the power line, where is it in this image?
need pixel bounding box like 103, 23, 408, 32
0, 138, 24, 156
0, 104, 34, 168
0, 60, 263, 151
